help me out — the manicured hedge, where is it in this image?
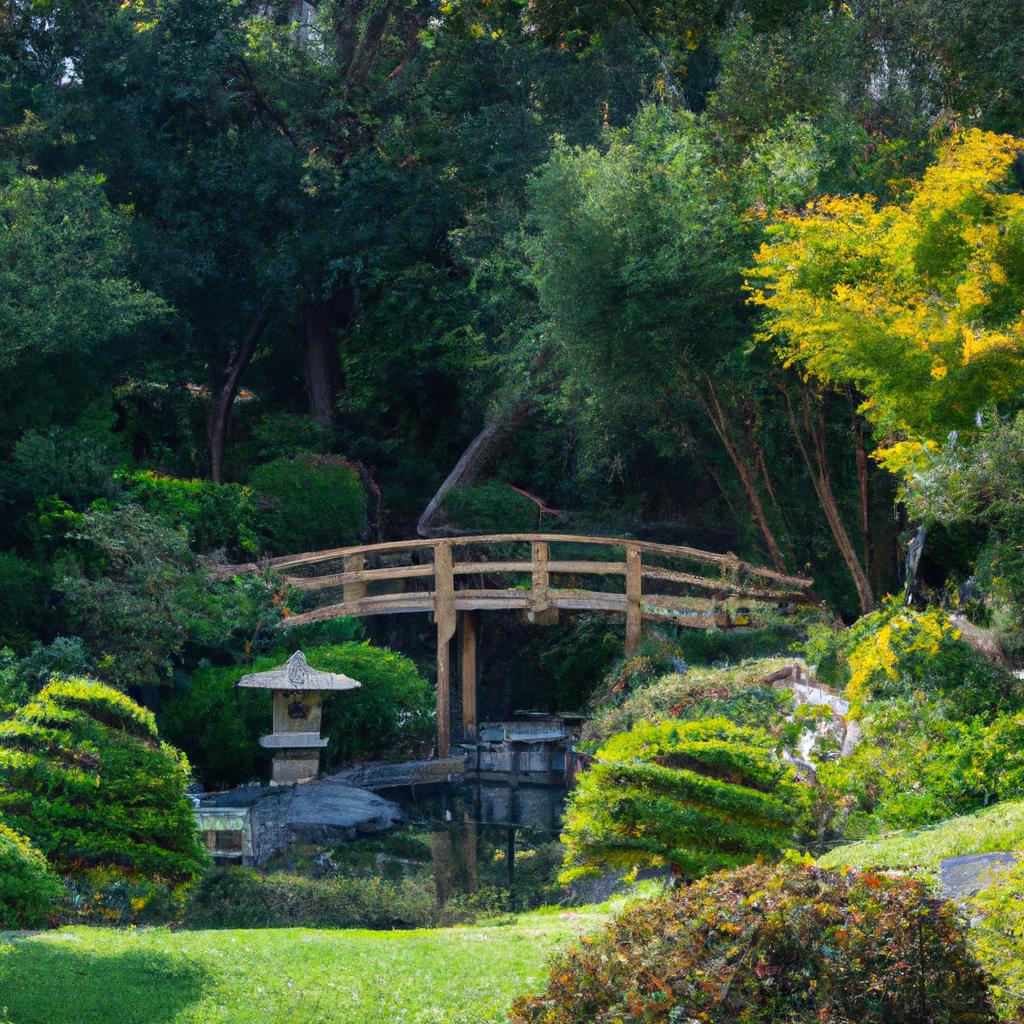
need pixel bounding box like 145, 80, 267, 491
560, 718, 806, 882
184, 868, 437, 930
511, 859, 996, 1024
249, 453, 366, 554
0, 677, 208, 883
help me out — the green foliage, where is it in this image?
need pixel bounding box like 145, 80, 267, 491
510, 859, 996, 1024
442, 481, 540, 532
0, 676, 208, 883
0, 638, 93, 716
968, 860, 1024, 1021
585, 657, 800, 745
0, 172, 169, 440
909, 411, 1024, 658
7, 427, 121, 512
0, 551, 43, 652
560, 718, 805, 882
159, 641, 434, 788
56, 504, 231, 689
249, 454, 366, 555
821, 700, 1024, 834
807, 598, 1022, 720
184, 868, 438, 930
120, 470, 262, 556
0, 820, 62, 929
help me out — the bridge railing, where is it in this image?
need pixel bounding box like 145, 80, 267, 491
214, 534, 815, 757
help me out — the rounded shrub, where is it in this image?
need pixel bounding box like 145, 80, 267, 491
510, 859, 996, 1024
560, 718, 806, 883
249, 453, 366, 555
0, 677, 208, 883
160, 641, 434, 788
0, 820, 63, 929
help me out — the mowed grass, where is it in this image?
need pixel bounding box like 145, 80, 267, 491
0, 907, 609, 1024
818, 798, 1024, 883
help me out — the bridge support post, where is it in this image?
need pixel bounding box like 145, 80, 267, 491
434, 541, 456, 758
625, 545, 642, 656
461, 610, 478, 742
342, 553, 366, 602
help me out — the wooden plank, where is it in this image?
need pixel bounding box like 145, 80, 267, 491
625, 546, 642, 656
434, 542, 456, 759
461, 611, 478, 742
286, 564, 435, 590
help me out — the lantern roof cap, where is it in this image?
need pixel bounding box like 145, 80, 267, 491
236, 650, 361, 692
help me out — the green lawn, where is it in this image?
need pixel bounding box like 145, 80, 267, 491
818, 798, 1024, 882
0, 908, 609, 1024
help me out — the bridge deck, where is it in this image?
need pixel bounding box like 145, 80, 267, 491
215, 533, 814, 757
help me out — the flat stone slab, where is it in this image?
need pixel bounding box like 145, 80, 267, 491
940, 852, 1020, 899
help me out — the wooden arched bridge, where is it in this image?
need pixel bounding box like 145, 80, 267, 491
217, 535, 814, 757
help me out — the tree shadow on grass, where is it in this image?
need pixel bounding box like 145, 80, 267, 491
0, 940, 208, 1024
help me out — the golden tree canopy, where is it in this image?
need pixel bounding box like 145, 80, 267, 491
746, 129, 1024, 473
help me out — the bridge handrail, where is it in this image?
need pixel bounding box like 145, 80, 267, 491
212, 532, 813, 590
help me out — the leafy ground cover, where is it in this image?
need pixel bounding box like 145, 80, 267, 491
0, 906, 610, 1024
818, 798, 1024, 882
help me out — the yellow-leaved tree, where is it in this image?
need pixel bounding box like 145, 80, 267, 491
746, 129, 1024, 476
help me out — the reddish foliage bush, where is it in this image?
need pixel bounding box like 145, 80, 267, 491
510, 860, 995, 1024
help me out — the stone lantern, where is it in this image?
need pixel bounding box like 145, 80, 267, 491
237, 650, 360, 786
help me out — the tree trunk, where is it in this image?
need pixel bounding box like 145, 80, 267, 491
417, 398, 537, 536
417, 346, 552, 536
782, 385, 874, 614
207, 308, 269, 483
698, 376, 788, 573
300, 299, 344, 429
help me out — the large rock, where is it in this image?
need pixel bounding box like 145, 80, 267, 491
282, 780, 404, 843
202, 779, 404, 864
940, 851, 1020, 900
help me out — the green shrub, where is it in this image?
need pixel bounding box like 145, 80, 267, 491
0, 676, 208, 883
822, 700, 1024, 834
560, 718, 806, 882
806, 598, 1022, 719
441, 481, 539, 532
510, 859, 996, 1024
969, 859, 1024, 1021
585, 657, 800, 745
249, 453, 366, 555
0, 820, 63, 929
184, 868, 437, 930
120, 470, 262, 556
56, 504, 230, 689
159, 641, 434, 788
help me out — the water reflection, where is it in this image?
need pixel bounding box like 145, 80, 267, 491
382, 780, 568, 910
